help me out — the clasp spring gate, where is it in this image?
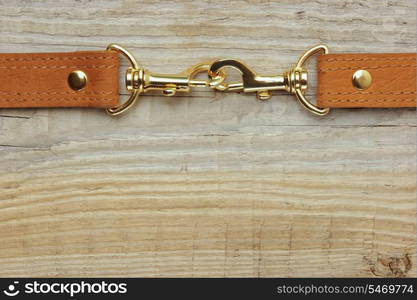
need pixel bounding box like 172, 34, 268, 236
106, 44, 330, 116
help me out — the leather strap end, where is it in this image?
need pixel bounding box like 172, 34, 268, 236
0, 50, 119, 109
316, 53, 416, 108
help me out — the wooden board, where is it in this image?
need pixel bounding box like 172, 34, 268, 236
0, 0, 415, 277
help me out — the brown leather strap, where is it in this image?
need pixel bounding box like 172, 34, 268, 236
316, 53, 416, 108
0, 51, 119, 108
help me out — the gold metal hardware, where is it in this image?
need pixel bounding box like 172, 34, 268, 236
352, 69, 372, 90
106, 44, 225, 116
125, 62, 218, 95
106, 44, 330, 116
68, 70, 87, 91
208, 45, 330, 116
106, 44, 140, 116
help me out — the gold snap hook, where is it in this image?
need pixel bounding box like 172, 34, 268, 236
208, 58, 291, 98
125, 61, 220, 97
106, 44, 226, 116
208, 45, 330, 116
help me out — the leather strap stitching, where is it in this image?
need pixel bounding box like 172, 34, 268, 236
318, 91, 416, 95
0, 56, 114, 62
320, 98, 416, 104
318, 64, 416, 72
1, 97, 116, 103
0, 65, 116, 69
323, 57, 416, 62
0, 91, 115, 95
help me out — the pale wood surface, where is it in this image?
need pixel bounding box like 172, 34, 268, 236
0, 0, 416, 277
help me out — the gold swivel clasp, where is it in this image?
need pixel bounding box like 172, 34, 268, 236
125, 63, 213, 96
208, 59, 307, 100
105, 44, 224, 116
208, 45, 330, 116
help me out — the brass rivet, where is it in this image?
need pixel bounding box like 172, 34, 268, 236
68, 70, 87, 91
352, 70, 372, 90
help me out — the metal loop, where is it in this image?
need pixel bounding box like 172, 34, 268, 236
208, 60, 252, 92
207, 70, 229, 90
185, 62, 226, 89
293, 44, 330, 116
106, 44, 141, 116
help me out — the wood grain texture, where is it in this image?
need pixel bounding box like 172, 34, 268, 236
0, 0, 415, 277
